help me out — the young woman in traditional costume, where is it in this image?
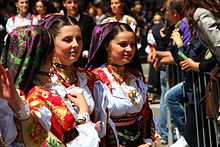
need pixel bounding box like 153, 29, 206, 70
0, 24, 101, 146
86, 22, 155, 147
39, 14, 108, 145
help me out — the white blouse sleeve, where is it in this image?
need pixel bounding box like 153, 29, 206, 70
93, 81, 109, 138
6, 18, 13, 34
32, 16, 38, 25
0, 98, 17, 146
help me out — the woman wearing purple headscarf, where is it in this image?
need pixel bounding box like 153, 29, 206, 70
39, 14, 109, 146
86, 22, 155, 147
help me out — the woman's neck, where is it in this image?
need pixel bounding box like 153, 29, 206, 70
106, 63, 127, 84
18, 12, 28, 18
114, 13, 124, 21
68, 11, 79, 18
53, 63, 77, 84
107, 64, 125, 76
53, 62, 74, 72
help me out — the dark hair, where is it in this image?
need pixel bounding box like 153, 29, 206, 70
62, 0, 81, 14
169, 0, 184, 18
39, 15, 82, 66
108, 0, 130, 15
35, 0, 49, 14
184, 0, 220, 28
49, 15, 80, 38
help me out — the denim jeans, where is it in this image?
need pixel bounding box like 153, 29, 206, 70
159, 69, 169, 140
165, 82, 185, 136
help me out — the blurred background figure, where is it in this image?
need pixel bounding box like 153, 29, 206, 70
62, 0, 96, 67
101, 0, 137, 33
34, 0, 56, 20
5, 0, 38, 34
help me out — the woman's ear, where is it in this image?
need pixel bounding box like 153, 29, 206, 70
15, 2, 18, 8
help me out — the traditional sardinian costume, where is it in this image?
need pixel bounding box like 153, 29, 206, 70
0, 25, 103, 147
86, 22, 155, 147
39, 15, 108, 146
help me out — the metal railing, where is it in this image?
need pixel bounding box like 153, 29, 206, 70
166, 64, 220, 147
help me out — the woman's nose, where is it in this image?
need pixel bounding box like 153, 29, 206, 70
71, 39, 78, 47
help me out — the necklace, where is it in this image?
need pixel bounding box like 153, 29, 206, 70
52, 64, 79, 87
106, 64, 129, 85
106, 64, 139, 106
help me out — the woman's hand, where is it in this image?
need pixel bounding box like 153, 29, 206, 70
147, 52, 157, 63
180, 58, 199, 71
0, 64, 23, 114
66, 93, 89, 114
171, 29, 183, 48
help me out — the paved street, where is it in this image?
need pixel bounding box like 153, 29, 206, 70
142, 63, 169, 147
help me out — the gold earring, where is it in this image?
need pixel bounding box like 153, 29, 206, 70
107, 52, 111, 64
17, 7, 19, 14
52, 56, 60, 64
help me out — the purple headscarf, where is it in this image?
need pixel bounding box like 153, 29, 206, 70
85, 22, 143, 73
38, 14, 64, 30
1, 25, 54, 94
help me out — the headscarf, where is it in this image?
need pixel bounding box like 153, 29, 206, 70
38, 14, 64, 30
85, 22, 143, 73
1, 25, 54, 94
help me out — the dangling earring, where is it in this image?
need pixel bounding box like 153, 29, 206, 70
16, 7, 19, 14
107, 52, 112, 64
52, 56, 60, 64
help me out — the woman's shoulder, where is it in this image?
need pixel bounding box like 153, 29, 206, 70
194, 8, 215, 21
127, 67, 143, 77
77, 67, 100, 81
91, 67, 110, 84
101, 16, 112, 24
124, 15, 137, 24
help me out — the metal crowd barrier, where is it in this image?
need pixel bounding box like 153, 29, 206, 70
166, 64, 220, 147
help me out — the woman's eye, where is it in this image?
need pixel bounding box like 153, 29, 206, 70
76, 36, 82, 42
131, 43, 136, 48
63, 37, 72, 43
119, 43, 128, 48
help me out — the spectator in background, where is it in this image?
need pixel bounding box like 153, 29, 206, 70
148, 0, 191, 146
101, 0, 138, 35
149, 12, 170, 145
62, 0, 96, 67
5, 0, 38, 34
93, 0, 107, 25
184, 0, 220, 77
132, 1, 148, 62
51, 0, 64, 13
184, 0, 220, 63
35, 0, 56, 21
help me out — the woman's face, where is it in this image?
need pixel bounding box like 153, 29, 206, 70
54, 25, 82, 66
16, 0, 29, 14
63, 0, 79, 17
110, 0, 123, 15
35, 1, 47, 15
107, 31, 136, 65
